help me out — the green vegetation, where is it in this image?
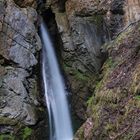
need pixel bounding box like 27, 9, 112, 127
134, 95, 140, 100
63, 63, 70, 71
75, 127, 84, 140
22, 127, 32, 140
0, 126, 32, 140
0, 116, 33, 139
87, 15, 103, 26
104, 57, 119, 70
0, 125, 33, 140
0, 134, 14, 140
63, 63, 90, 81
95, 81, 102, 91
0, 117, 17, 125
87, 96, 94, 107
74, 70, 89, 81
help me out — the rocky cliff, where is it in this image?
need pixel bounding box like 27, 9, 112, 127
45, 0, 140, 139
0, 0, 48, 139
0, 0, 140, 139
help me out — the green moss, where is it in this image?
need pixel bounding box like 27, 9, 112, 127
134, 95, 140, 100
87, 15, 103, 26
23, 127, 32, 140
0, 117, 17, 125
63, 63, 90, 81
0, 134, 14, 140
123, 133, 133, 140
87, 96, 94, 107
63, 63, 72, 72
75, 127, 84, 139
104, 57, 118, 69
74, 70, 89, 81
95, 81, 102, 91
94, 15, 103, 26
92, 105, 101, 129
106, 57, 113, 68
130, 65, 140, 95
105, 24, 133, 53
0, 120, 33, 140
105, 123, 116, 133
38, 107, 44, 112
12, 126, 33, 140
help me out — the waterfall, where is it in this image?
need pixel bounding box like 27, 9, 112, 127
40, 21, 73, 140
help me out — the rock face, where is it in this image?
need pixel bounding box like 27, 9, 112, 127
1, 0, 140, 139
125, 0, 140, 23
0, 0, 45, 139
0, 2, 40, 68
75, 21, 140, 140
46, 0, 109, 121
70, 0, 140, 140
14, 0, 37, 8
44, 0, 140, 139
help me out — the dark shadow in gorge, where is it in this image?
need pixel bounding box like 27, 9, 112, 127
41, 8, 62, 62
41, 8, 83, 134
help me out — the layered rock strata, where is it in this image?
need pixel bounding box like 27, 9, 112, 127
0, 0, 47, 139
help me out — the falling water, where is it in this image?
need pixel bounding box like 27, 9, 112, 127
40, 21, 73, 140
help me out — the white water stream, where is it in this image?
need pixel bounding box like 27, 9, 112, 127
41, 22, 73, 140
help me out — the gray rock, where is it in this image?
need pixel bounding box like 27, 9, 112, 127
53, 1, 109, 120
0, 66, 38, 125
0, 0, 41, 134
0, 0, 41, 69
9, 43, 37, 68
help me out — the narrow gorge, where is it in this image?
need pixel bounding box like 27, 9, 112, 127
0, 0, 140, 140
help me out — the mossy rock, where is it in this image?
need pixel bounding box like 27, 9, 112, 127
86, 15, 103, 27
0, 134, 15, 140
15, 126, 33, 140
0, 119, 33, 140
0, 117, 17, 125
63, 63, 92, 82
22, 127, 32, 140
